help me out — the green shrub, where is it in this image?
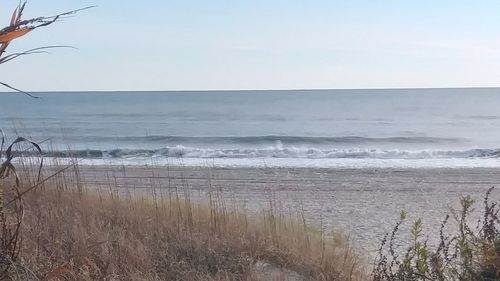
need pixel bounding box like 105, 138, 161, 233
374, 187, 500, 281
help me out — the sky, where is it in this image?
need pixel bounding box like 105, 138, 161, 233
1, 0, 500, 91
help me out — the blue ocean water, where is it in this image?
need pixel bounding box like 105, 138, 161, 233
2, 89, 500, 168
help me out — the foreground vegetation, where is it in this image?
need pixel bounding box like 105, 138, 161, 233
0, 159, 365, 281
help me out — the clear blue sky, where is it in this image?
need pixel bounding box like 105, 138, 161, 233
1, 0, 500, 91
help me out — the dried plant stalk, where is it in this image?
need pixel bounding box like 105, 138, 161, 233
0, 1, 94, 96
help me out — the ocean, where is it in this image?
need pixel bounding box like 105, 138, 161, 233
2, 88, 500, 168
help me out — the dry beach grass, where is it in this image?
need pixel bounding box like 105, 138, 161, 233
0, 157, 366, 281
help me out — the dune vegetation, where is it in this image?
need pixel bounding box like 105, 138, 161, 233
0, 153, 365, 281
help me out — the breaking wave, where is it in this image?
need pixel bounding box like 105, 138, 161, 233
45, 146, 500, 160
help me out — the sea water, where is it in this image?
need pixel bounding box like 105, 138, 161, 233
2, 88, 500, 168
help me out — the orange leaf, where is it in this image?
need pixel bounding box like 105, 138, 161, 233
10, 7, 18, 26
0, 28, 32, 43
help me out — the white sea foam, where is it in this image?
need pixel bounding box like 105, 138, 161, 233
61, 145, 500, 160
76, 157, 500, 169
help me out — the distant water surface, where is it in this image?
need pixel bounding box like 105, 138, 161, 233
2, 89, 500, 168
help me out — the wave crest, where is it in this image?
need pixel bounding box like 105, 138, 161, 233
45, 146, 500, 160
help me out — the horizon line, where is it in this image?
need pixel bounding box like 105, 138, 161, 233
1, 86, 500, 93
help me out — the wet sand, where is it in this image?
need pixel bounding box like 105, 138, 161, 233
76, 165, 500, 252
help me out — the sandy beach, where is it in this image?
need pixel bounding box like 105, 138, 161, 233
74, 165, 500, 252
